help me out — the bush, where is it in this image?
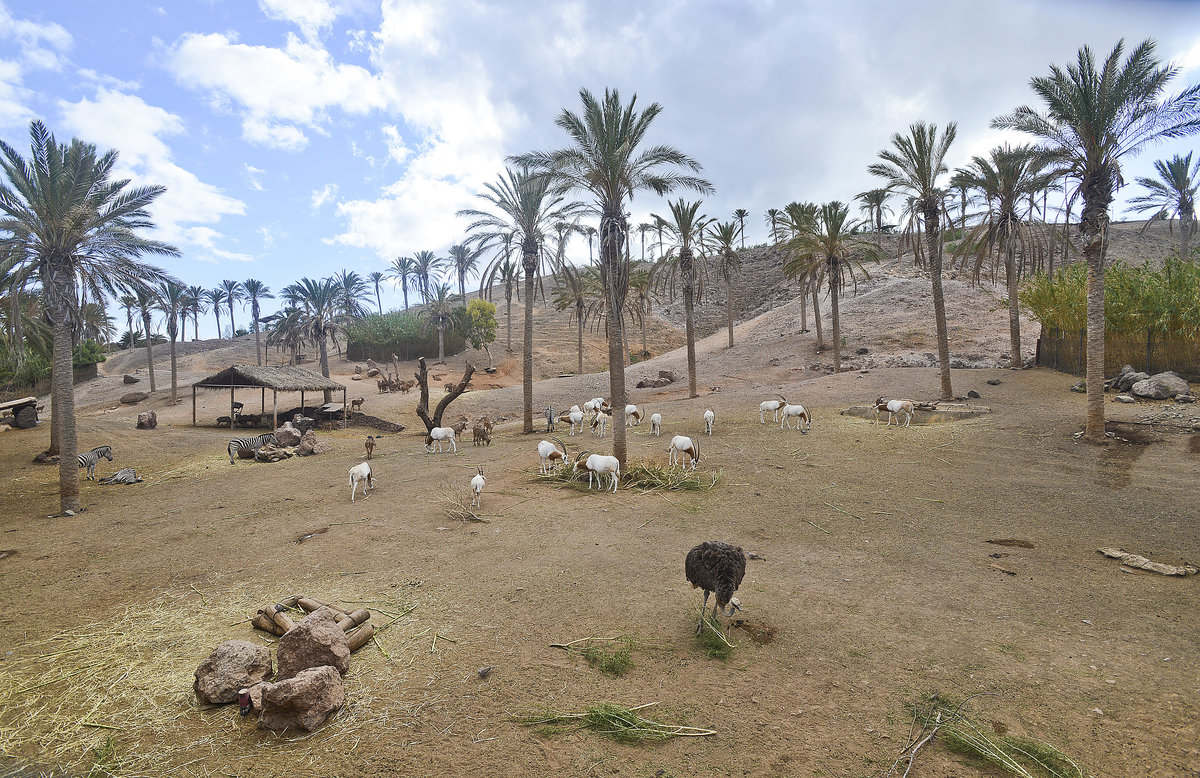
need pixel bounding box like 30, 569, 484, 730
73, 339, 106, 368
346, 310, 467, 361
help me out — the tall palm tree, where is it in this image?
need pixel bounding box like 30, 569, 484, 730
410, 250, 445, 305
220, 279, 243, 340
78, 301, 115, 346
637, 222, 654, 261
480, 256, 521, 351
783, 202, 880, 373
765, 207, 782, 244
869, 121, 959, 399
119, 294, 139, 348
733, 208, 749, 247
448, 243, 480, 300
134, 287, 158, 392
855, 188, 893, 251
184, 285, 206, 342
0, 122, 175, 510
952, 144, 1057, 365
583, 226, 597, 264
266, 306, 305, 366
710, 221, 742, 348
459, 166, 581, 432
553, 261, 601, 374
628, 266, 653, 357
242, 278, 273, 366
420, 283, 461, 364
158, 280, 187, 403
368, 271, 386, 315
293, 277, 341, 401
387, 255, 417, 310
333, 269, 370, 319
204, 288, 226, 340
652, 200, 712, 398
781, 201, 821, 342
994, 38, 1200, 442
514, 87, 712, 463
1127, 152, 1199, 257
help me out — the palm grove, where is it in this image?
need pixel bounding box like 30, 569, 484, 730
2, 39, 1198, 512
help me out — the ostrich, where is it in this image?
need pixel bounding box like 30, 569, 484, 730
685, 540, 747, 634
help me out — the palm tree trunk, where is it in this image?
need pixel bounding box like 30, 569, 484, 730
682, 253, 699, 398
375, 289, 382, 315
213, 309, 221, 341
798, 279, 808, 332
641, 297, 649, 356
1005, 238, 1021, 367
522, 245, 537, 434
923, 203, 953, 399
402, 283, 409, 310
46, 266, 79, 512
576, 305, 584, 374
254, 322, 262, 366
169, 326, 178, 404
829, 263, 841, 372
505, 288, 513, 351
227, 302, 236, 341
1081, 173, 1113, 444
318, 331, 332, 404
142, 312, 156, 392
602, 211, 629, 465
726, 277, 735, 348
810, 280, 824, 349
437, 325, 445, 364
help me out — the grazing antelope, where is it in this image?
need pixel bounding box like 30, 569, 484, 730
537, 437, 568, 474
424, 427, 457, 453
349, 462, 374, 502
625, 404, 643, 426
668, 435, 702, 470
591, 411, 610, 438
759, 395, 787, 423
470, 467, 486, 508
650, 412, 662, 436
779, 403, 811, 432
703, 409, 715, 436
875, 397, 915, 428
573, 451, 620, 493
364, 435, 376, 460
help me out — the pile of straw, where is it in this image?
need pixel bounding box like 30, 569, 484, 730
536, 460, 718, 493
516, 702, 715, 743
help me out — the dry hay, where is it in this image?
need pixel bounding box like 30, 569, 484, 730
536, 459, 718, 493
0, 579, 432, 776
515, 701, 715, 743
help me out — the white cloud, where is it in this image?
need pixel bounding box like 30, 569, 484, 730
258, 0, 342, 42
0, 59, 34, 129
244, 164, 266, 191
77, 68, 140, 92
165, 31, 392, 150
0, 3, 72, 71
381, 124, 409, 164
311, 182, 338, 210
57, 88, 246, 262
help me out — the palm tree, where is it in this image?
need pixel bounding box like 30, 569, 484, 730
220, 279, 243, 340
387, 255, 417, 309
420, 283, 460, 364
513, 87, 712, 462
119, 294, 139, 349
0, 122, 175, 510
994, 38, 1200, 442
448, 243, 480, 300
952, 144, 1057, 365
733, 208, 749, 247
869, 121, 959, 399
628, 266, 653, 357
203, 288, 225, 340
242, 278, 273, 366
765, 207, 783, 243
1127, 152, 1199, 257
783, 202, 880, 373
158, 280, 187, 403
368, 271, 386, 315
552, 261, 600, 374
78, 302, 115, 346
184, 285, 205, 342
480, 256, 521, 351
293, 277, 341, 401
583, 226, 597, 263
266, 306, 305, 366
652, 200, 712, 398
637, 222, 654, 261
856, 188, 893, 251
459, 166, 581, 432
333, 269, 370, 319
710, 221, 742, 348
133, 286, 159, 392
411, 250, 445, 305
781, 201, 821, 341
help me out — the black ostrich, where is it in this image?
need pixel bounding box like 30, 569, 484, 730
685, 541, 747, 634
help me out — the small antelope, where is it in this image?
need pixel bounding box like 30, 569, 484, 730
470, 467, 486, 508
537, 437, 568, 473
703, 409, 715, 436
780, 403, 811, 432
349, 462, 374, 502
668, 435, 702, 470
425, 426, 457, 453
574, 452, 620, 493
650, 412, 662, 436
566, 408, 584, 435
350, 397, 365, 412
625, 404, 643, 426
875, 397, 915, 428
759, 395, 786, 423
364, 435, 376, 460
591, 411, 610, 438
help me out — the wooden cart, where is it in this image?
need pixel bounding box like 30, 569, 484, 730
0, 396, 39, 429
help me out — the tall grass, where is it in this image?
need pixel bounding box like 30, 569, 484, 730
345, 310, 466, 361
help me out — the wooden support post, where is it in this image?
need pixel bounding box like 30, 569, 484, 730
230, 384, 236, 429
342, 388, 347, 429
260, 387, 265, 415
192, 385, 196, 427
300, 389, 305, 414
272, 389, 278, 430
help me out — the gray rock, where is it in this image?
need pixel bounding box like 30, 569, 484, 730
1115, 395, 1136, 403
967, 390, 981, 399
296, 430, 330, 456
986, 379, 1002, 386
856, 347, 869, 355
136, 411, 157, 429
1115, 371, 1150, 392
194, 640, 272, 705
276, 607, 350, 680
1175, 394, 1196, 404
273, 423, 303, 447
119, 391, 149, 404
657, 370, 676, 383
257, 665, 345, 732
123, 374, 139, 384
1150, 371, 1190, 396
1131, 373, 1189, 400
255, 444, 292, 462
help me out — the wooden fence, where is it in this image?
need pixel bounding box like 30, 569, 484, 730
1036, 327, 1200, 380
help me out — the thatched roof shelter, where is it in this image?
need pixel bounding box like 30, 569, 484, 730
192, 365, 346, 429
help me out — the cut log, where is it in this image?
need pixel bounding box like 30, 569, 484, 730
253, 611, 285, 636
346, 623, 375, 652
270, 605, 296, 633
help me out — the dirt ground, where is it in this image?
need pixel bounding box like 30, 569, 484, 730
2, 340, 1199, 776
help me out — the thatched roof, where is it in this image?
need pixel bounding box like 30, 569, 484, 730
193, 365, 345, 392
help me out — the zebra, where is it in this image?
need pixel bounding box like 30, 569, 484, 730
228, 433, 277, 464
99, 468, 142, 485
544, 404, 555, 433
77, 446, 113, 480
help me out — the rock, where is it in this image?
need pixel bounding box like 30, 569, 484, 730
255, 444, 293, 462
193, 640, 272, 705
350, 374, 362, 380
291, 414, 316, 433
1115, 395, 1136, 403
657, 370, 676, 383
136, 411, 157, 429
967, 390, 981, 399
274, 423, 303, 447
856, 347, 869, 355
276, 607, 350, 680
312, 440, 332, 454
119, 391, 149, 404
366, 368, 381, 378
986, 379, 1002, 386
1175, 394, 1196, 404
1151, 371, 1190, 396
366, 359, 379, 371
354, 365, 363, 374
296, 430, 329, 456
1131, 372, 1189, 400
1070, 381, 1086, 394
123, 374, 139, 384
257, 665, 345, 733
1115, 370, 1150, 392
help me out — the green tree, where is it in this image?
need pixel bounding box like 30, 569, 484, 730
387, 255, 417, 310
652, 199, 712, 397
294, 277, 341, 401
459, 166, 580, 432
368, 271, 386, 315
158, 280, 187, 402
781, 201, 821, 342
242, 278, 273, 366
1127, 152, 1199, 257
135, 287, 158, 392
119, 294, 139, 348
783, 202, 880, 373
448, 243, 480, 300
733, 208, 749, 247
869, 121, 959, 399
514, 88, 712, 463
994, 38, 1200, 442
184, 285, 206, 342
764, 207, 782, 243
411, 250, 446, 304
552, 261, 601, 374
855, 188, 893, 251
480, 255, 520, 351
465, 298, 498, 368
421, 283, 461, 365
628, 266, 653, 357
204, 287, 226, 340
710, 221, 742, 348
220, 279, 243, 341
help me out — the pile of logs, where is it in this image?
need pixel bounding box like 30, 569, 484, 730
251, 595, 375, 652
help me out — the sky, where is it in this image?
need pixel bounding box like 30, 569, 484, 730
3, 0, 1200, 336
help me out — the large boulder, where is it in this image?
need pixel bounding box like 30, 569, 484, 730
120, 391, 149, 404
257, 665, 345, 733
123, 374, 139, 384
255, 444, 292, 463
274, 422, 303, 447
193, 640, 272, 705
296, 431, 333, 457
1131, 372, 1190, 400
136, 411, 157, 429
1114, 369, 1149, 392
276, 607, 350, 680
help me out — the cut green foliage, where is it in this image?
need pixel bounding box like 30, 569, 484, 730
695, 614, 735, 660
537, 460, 718, 493
516, 702, 716, 743
580, 640, 634, 677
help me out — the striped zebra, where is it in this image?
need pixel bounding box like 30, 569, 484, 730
544, 404, 555, 433
77, 446, 113, 480
228, 433, 276, 464
99, 467, 142, 485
